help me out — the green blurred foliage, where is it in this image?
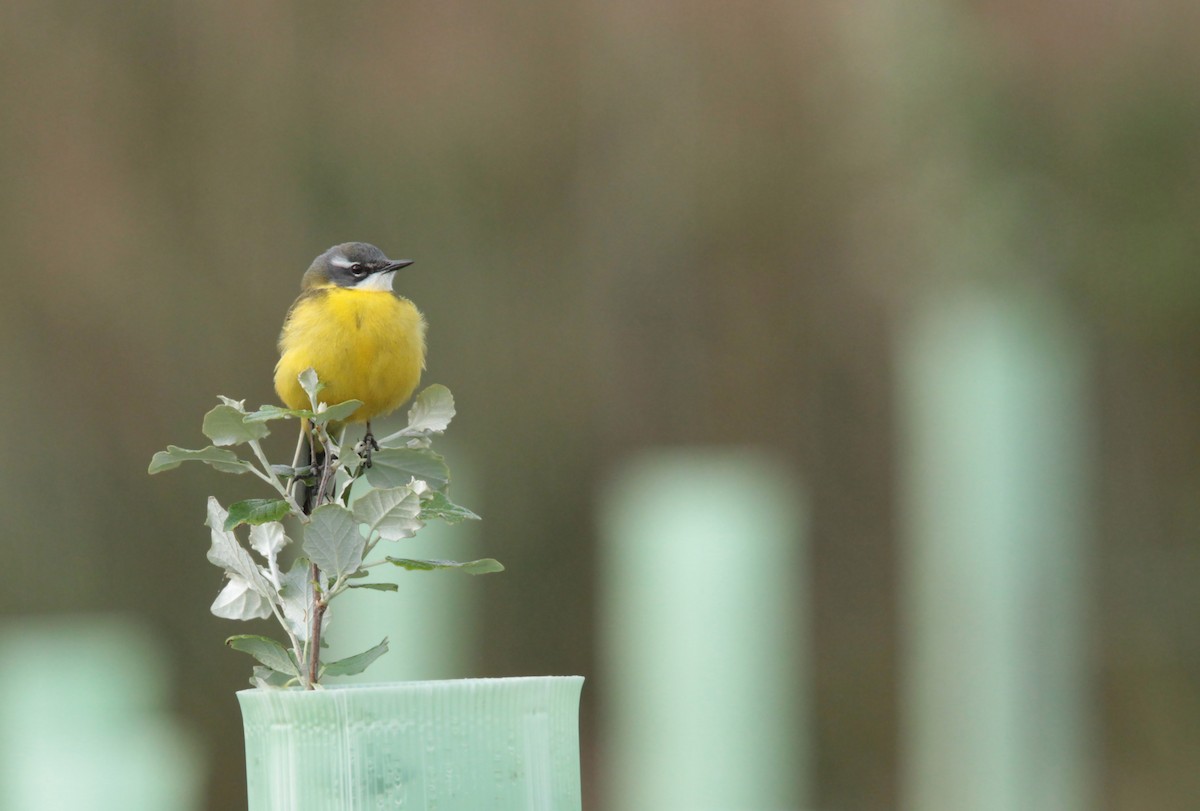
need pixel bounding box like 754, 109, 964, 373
0, 1, 1198, 809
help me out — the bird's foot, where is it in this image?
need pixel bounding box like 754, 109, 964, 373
359, 430, 380, 468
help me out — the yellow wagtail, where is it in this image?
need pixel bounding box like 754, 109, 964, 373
274, 242, 426, 458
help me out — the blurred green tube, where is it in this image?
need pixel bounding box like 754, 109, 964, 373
600, 449, 808, 811
898, 287, 1093, 811
0, 616, 202, 811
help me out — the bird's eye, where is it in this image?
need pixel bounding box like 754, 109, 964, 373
349, 264, 367, 277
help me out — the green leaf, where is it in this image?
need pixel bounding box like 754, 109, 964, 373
210, 576, 273, 621
272, 464, 316, 480
339, 449, 363, 477
398, 384, 456, 439
249, 398, 362, 425
322, 638, 389, 677
386, 557, 505, 575
250, 665, 294, 689
148, 445, 252, 475
353, 485, 423, 541
311, 399, 363, 425
202, 404, 270, 446
205, 498, 276, 596
419, 491, 481, 524
223, 499, 291, 531
244, 404, 310, 423
303, 504, 365, 579
365, 448, 450, 491
408, 384, 455, 431
226, 634, 299, 677
298, 368, 324, 409
348, 582, 399, 592
278, 557, 314, 642
248, 522, 288, 560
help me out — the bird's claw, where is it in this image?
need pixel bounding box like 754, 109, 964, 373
359, 431, 380, 468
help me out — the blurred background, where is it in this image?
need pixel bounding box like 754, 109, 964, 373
1, 1, 1198, 809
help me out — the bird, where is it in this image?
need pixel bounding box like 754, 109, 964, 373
274, 242, 427, 456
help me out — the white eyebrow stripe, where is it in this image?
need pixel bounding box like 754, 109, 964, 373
329, 255, 353, 268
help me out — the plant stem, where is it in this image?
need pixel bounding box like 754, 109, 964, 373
302, 422, 339, 689
267, 600, 303, 676
306, 561, 327, 688
286, 427, 308, 502
311, 427, 340, 510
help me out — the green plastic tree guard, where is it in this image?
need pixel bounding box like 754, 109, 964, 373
600, 449, 809, 811
898, 287, 1092, 811
238, 676, 584, 811
0, 616, 203, 811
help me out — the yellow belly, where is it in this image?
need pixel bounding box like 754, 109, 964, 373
274, 287, 426, 423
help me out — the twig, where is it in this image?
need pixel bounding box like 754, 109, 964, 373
302, 420, 341, 688
306, 561, 327, 687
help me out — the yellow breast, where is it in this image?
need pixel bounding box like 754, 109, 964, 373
274, 286, 426, 423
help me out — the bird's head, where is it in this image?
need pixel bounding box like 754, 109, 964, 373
301, 242, 414, 291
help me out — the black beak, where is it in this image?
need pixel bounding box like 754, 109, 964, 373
383, 259, 414, 272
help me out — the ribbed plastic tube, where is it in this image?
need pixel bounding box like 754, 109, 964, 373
238, 677, 584, 811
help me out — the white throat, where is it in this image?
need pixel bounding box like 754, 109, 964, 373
354, 271, 397, 292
